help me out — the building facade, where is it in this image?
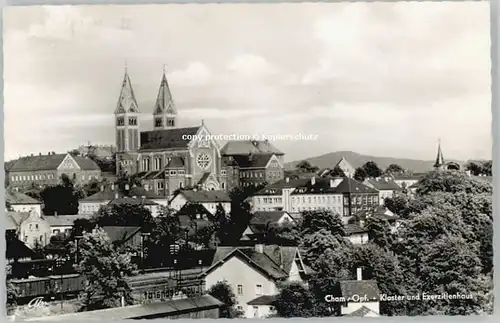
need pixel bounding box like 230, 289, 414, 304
7, 153, 101, 189
6, 189, 43, 216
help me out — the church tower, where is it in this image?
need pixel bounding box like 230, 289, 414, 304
114, 67, 141, 153
433, 139, 445, 170
153, 67, 177, 130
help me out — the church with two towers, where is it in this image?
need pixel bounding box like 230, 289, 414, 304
113, 68, 225, 197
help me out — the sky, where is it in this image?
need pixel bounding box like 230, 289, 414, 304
3, 2, 491, 163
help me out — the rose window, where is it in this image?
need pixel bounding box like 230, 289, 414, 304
197, 153, 211, 169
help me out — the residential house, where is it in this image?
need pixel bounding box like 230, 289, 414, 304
241, 211, 296, 241
169, 190, 231, 215
44, 214, 91, 237
6, 230, 36, 263
250, 177, 310, 213
392, 174, 422, 192
7, 211, 51, 248
337, 178, 379, 218
202, 244, 309, 318
5, 189, 43, 216
221, 140, 286, 190
79, 183, 167, 216
246, 295, 277, 318
339, 268, 380, 316
289, 177, 344, 217
8, 152, 101, 189
344, 224, 369, 245
363, 177, 403, 205
102, 226, 142, 250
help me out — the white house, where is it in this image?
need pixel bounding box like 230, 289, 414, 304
249, 177, 310, 213
6, 189, 43, 217
7, 210, 51, 248
363, 177, 403, 205
44, 214, 91, 237
339, 268, 380, 316
289, 177, 344, 216
241, 211, 296, 241
202, 244, 309, 318
392, 174, 422, 191
344, 224, 369, 245
169, 190, 231, 215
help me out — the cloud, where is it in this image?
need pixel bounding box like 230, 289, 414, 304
226, 54, 278, 78
168, 62, 212, 86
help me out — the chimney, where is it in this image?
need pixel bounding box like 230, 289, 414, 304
111, 184, 115, 190
285, 177, 290, 183
100, 185, 104, 192
39, 153, 41, 156
115, 192, 119, 199
54, 211, 58, 217
356, 267, 363, 281
30, 153, 33, 157
311, 176, 316, 185
255, 244, 264, 253
121, 296, 125, 307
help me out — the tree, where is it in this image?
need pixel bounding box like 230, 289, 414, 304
328, 166, 346, 178
365, 217, 395, 250
264, 223, 301, 246
274, 282, 315, 317
465, 162, 483, 176
384, 195, 408, 216
385, 164, 405, 175
72, 227, 136, 311
301, 210, 345, 237
353, 167, 368, 182
40, 181, 79, 215
6, 264, 18, 314
207, 281, 243, 318
295, 160, 318, 173
94, 203, 155, 231
148, 207, 182, 266
362, 161, 383, 178
415, 170, 492, 196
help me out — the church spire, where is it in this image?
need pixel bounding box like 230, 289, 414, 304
434, 139, 445, 170
115, 67, 139, 114
153, 66, 177, 129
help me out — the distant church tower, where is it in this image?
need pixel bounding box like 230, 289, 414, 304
433, 139, 445, 170
153, 67, 177, 130
114, 67, 141, 153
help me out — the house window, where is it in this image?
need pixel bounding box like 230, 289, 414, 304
39, 235, 43, 242
179, 170, 185, 175
157, 182, 164, 190
35, 224, 39, 230
29, 224, 32, 231
237, 285, 243, 295
53, 229, 60, 234
256, 284, 262, 295
221, 182, 225, 189
253, 306, 259, 317
170, 170, 177, 175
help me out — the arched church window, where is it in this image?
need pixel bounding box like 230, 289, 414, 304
197, 153, 211, 170
128, 117, 137, 126
155, 118, 163, 127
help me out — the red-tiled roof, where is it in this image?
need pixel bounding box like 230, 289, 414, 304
221, 140, 284, 156
139, 127, 200, 151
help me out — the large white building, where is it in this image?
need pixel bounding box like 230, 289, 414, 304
201, 244, 309, 318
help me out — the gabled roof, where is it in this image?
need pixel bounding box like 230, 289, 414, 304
115, 70, 140, 114
153, 71, 176, 116
140, 127, 200, 151
344, 223, 369, 235
177, 190, 231, 203
9, 153, 100, 172
81, 185, 162, 202
354, 206, 399, 221
339, 280, 380, 301
45, 214, 91, 227
247, 295, 276, 306
102, 226, 141, 244
108, 197, 158, 206
250, 211, 292, 225
204, 245, 301, 281
364, 177, 402, 191
335, 178, 379, 194
334, 157, 355, 172
221, 140, 284, 156
6, 190, 41, 205
345, 305, 379, 317
233, 154, 275, 168
6, 235, 36, 260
